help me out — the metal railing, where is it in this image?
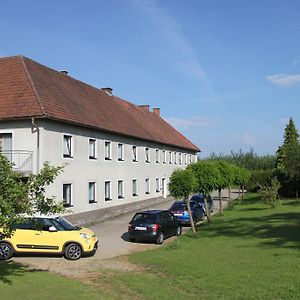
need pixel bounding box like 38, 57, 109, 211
1, 150, 33, 176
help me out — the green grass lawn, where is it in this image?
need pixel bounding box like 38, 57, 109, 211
1, 194, 300, 299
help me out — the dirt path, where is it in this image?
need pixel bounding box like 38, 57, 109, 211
12, 191, 238, 277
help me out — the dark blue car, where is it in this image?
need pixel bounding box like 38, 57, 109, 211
169, 200, 204, 225
190, 194, 214, 214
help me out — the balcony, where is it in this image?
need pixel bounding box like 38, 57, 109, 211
1, 150, 33, 176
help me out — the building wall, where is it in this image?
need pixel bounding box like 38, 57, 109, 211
0, 119, 198, 214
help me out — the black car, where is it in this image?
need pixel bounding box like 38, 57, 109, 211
190, 194, 214, 214
128, 210, 181, 244
169, 200, 205, 225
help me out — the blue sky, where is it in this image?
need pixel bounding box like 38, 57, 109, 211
1, 0, 299, 157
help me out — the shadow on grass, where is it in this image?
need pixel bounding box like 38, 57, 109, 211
195, 211, 300, 250
0, 261, 41, 284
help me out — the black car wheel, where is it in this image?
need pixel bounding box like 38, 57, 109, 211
0, 242, 13, 260
64, 243, 82, 260
175, 226, 182, 236
156, 232, 164, 245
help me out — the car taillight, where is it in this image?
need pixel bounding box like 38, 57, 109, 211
128, 224, 132, 231
151, 224, 160, 231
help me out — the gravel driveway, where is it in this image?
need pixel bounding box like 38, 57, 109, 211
11, 191, 238, 277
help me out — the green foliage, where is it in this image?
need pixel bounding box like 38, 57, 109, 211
168, 168, 196, 200
233, 165, 251, 187
0, 154, 65, 239
209, 148, 276, 170
188, 160, 220, 195
247, 168, 274, 192
260, 178, 281, 208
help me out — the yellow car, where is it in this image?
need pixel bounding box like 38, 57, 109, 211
0, 215, 98, 260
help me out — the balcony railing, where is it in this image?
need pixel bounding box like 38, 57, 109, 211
1, 150, 33, 176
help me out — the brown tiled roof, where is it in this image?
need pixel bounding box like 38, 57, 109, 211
0, 56, 199, 152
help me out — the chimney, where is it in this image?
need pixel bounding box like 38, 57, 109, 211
60, 70, 68, 75
153, 107, 160, 117
139, 105, 150, 111
101, 87, 113, 96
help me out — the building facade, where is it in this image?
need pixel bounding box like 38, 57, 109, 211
0, 56, 199, 214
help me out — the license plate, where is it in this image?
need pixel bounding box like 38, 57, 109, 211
135, 226, 147, 231
174, 213, 183, 216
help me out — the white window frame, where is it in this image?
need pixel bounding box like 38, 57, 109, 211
88, 181, 96, 203
174, 152, 177, 164
63, 183, 72, 207
169, 151, 172, 164
63, 134, 73, 158
179, 153, 182, 165
145, 147, 150, 163
105, 181, 111, 201
132, 179, 138, 196
88, 138, 97, 159
132, 145, 138, 162
156, 178, 160, 193
118, 180, 124, 199
117, 143, 124, 161
104, 141, 111, 160
145, 178, 150, 194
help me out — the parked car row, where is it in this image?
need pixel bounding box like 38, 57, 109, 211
128, 194, 212, 245
0, 194, 213, 260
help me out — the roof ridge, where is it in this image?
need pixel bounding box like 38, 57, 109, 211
19, 56, 46, 117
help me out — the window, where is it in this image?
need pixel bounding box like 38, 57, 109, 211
132, 146, 138, 162
179, 153, 182, 164
105, 141, 111, 160
118, 143, 124, 161
88, 182, 96, 203
89, 139, 96, 159
105, 181, 111, 201
145, 178, 150, 194
118, 180, 124, 199
169, 151, 172, 164
63, 135, 72, 158
162, 150, 166, 164
133, 179, 138, 196
63, 184, 72, 206
156, 178, 160, 192
145, 147, 150, 163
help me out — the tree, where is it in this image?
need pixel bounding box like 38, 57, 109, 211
260, 178, 281, 208
168, 168, 197, 232
188, 161, 219, 222
168, 168, 197, 233
233, 165, 251, 199
0, 154, 65, 239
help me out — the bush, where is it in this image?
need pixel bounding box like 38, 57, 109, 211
260, 178, 280, 208
247, 169, 274, 192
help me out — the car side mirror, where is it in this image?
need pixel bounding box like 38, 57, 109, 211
48, 226, 57, 232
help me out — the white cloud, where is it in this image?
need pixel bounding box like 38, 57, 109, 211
166, 116, 216, 130
266, 74, 300, 86
229, 133, 257, 146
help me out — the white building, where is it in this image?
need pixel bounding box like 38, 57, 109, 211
0, 56, 200, 214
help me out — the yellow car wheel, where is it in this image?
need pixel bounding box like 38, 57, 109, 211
0, 242, 13, 260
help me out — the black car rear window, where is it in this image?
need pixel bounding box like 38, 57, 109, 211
171, 203, 187, 210
132, 213, 157, 223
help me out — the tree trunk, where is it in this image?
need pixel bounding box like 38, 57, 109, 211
204, 197, 211, 223
228, 185, 231, 202
186, 198, 196, 233
238, 186, 241, 198
242, 185, 245, 199
218, 188, 223, 215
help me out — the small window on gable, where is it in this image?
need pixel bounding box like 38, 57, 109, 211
63, 135, 73, 158
63, 183, 72, 207
118, 143, 124, 161
132, 146, 138, 162
145, 147, 150, 163
105, 141, 111, 160
89, 139, 96, 159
